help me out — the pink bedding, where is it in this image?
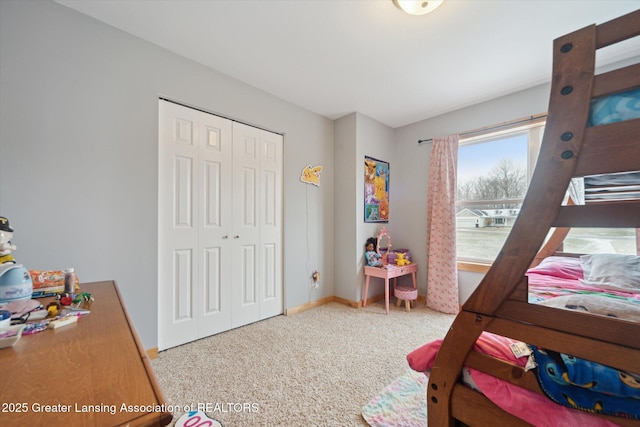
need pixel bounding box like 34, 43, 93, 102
408, 255, 640, 426
528, 271, 640, 303
408, 333, 622, 427
527, 256, 640, 303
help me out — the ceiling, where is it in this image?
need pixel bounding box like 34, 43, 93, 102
55, 0, 640, 128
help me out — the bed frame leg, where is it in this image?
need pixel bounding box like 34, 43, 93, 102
427, 310, 491, 427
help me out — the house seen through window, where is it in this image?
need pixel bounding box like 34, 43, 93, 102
455, 119, 637, 263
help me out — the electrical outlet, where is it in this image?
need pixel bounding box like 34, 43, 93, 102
311, 270, 320, 288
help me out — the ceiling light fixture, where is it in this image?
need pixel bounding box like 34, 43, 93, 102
393, 0, 445, 16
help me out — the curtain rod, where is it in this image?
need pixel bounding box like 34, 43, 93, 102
417, 113, 548, 144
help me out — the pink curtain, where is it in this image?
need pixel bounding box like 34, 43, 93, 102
426, 135, 460, 314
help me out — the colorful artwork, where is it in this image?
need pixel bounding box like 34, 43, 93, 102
364, 156, 389, 223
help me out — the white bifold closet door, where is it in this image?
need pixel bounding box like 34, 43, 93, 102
158, 100, 283, 351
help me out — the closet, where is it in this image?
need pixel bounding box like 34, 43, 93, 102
158, 100, 283, 350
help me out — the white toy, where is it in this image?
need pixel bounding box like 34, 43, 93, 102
0, 217, 17, 264
0, 217, 32, 303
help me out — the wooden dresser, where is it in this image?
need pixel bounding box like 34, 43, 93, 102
0, 281, 172, 426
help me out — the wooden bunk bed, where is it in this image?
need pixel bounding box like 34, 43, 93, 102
423, 10, 640, 427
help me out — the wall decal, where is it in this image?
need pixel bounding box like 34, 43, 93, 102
300, 164, 323, 186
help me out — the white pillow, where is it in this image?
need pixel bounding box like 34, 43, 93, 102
580, 254, 640, 293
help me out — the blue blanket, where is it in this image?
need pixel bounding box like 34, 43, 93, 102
531, 345, 640, 420
588, 87, 640, 127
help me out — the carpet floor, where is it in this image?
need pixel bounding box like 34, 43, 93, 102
151, 299, 455, 426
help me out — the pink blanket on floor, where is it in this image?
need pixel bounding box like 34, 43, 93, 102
407, 332, 620, 427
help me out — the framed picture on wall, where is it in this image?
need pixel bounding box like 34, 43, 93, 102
364, 156, 389, 223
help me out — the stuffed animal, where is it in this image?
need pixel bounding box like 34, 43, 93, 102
396, 252, 411, 266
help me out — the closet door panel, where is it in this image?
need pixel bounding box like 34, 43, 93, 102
232, 123, 261, 327
203, 247, 222, 313
241, 245, 257, 304
264, 171, 277, 226
173, 249, 194, 322
159, 101, 200, 350
263, 243, 276, 300
241, 168, 257, 227
203, 161, 222, 227
258, 130, 283, 319
197, 112, 233, 338
174, 156, 194, 227
200, 244, 230, 337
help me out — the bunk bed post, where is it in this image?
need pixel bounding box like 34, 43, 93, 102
427, 312, 490, 426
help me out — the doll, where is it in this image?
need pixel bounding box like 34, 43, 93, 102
365, 237, 383, 267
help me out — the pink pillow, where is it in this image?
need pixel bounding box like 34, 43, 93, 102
407, 332, 524, 373
526, 256, 583, 280
407, 339, 442, 372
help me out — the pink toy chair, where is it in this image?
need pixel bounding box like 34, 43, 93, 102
394, 285, 418, 312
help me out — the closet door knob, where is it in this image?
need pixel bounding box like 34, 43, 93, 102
233, 235, 240, 239
222, 235, 229, 239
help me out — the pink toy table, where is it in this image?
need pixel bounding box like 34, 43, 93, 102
363, 263, 418, 314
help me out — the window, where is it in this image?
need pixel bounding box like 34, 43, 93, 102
456, 121, 544, 263
562, 227, 637, 255
456, 119, 638, 264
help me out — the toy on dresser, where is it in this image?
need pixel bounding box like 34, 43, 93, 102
365, 237, 383, 267
0, 217, 17, 265
0, 216, 33, 303
396, 252, 411, 266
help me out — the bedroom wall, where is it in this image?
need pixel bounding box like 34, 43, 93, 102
0, 0, 334, 349
333, 114, 358, 301
393, 84, 552, 302
334, 113, 395, 302
355, 114, 395, 300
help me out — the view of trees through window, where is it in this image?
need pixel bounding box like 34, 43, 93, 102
455, 125, 636, 263
457, 158, 527, 202
456, 132, 528, 261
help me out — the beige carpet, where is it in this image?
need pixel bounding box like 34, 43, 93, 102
151, 299, 455, 426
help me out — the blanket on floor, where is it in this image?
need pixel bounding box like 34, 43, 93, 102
361, 369, 428, 427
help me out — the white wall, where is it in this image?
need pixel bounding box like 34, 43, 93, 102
0, 0, 334, 348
